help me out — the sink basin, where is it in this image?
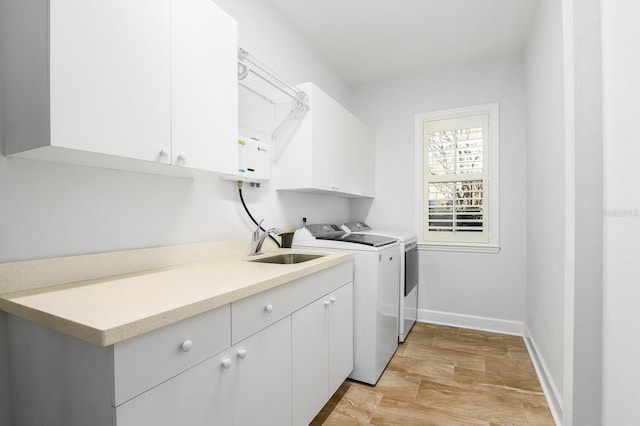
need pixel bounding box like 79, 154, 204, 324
248, 253, 326, 264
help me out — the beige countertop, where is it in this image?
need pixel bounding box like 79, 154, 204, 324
0, 248, 354, 347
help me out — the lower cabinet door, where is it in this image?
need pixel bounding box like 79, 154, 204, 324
292, 296, 330, 426
233, 316, 292, 426
115, 354, 232, 426
329, 282, 354, 396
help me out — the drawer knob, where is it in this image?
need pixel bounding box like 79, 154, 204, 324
265, 304, 273, 313
237, 349, 248, 359
180, 340, 193, 352
221, 358, 232, 369
324, 300, 330, 307
330, 297, 336, 303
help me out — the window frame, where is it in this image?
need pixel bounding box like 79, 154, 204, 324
414, 103, 500, 253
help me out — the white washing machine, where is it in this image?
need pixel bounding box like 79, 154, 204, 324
342, 222, 418, 343
292, 223, 400, 385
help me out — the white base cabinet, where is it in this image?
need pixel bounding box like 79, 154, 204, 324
5, 261, 353, 426
229, 317, 292, 426
292, 282, 353, 426
115, 354, 233, 426
328, 283, 355, 395
117, 317, 291, 426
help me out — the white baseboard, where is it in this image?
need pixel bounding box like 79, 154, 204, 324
417, 309, 563, 426
523, 324, 563, 426
418, 308, 525, 336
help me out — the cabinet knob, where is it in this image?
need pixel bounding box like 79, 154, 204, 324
264, 304, 273, 313
237, 349, 248, 360
221, 358, 232, 369
330, 297, 336, 303
180, 340, 193, 352
176, 152, 187, 163
159, 148, 169, 157
324, 300, 330, 307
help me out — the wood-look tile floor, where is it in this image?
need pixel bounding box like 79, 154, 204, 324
311, 322, 555, 425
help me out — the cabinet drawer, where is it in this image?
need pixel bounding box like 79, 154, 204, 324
290, 260, 353, 310
231, 282, 293, 344
113, 304, 231, 405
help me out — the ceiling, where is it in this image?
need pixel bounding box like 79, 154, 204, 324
264, 0, 540, 87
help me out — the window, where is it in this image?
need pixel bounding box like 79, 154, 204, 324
415, 104, 500, 252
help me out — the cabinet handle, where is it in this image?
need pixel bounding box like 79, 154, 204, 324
237, 349, 248, 360
221, 358, 232, 369
180, 340, 193, 352
324, 300, 330, 307
330, 297, 336, 303
264, 304, 273, 313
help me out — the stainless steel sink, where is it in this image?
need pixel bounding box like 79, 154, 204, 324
247, 253, 326, 264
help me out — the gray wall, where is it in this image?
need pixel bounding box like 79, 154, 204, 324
602, 0, 640, 424
568, 0, 603, 423
0, 0, 10, 422
526, 0, 604, 423
525, 0, 568, 406
349, 53, 528, 327
0, 312, 9, 426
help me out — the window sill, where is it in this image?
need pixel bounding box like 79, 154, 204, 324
418, 243, 501, 254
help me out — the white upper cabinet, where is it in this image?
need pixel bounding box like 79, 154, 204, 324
275, 82, 375, 198
2, 0, 238, 176
48, 0, 172, 164
171, 0, 238, 173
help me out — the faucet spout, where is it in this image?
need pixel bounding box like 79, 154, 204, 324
251, 221, 286, 255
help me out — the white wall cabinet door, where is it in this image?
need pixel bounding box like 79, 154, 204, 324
338, 120, 375, 197
171, 0, 238, 173
275, 82, 375, 198
50, 0, 172, 163
292, 296, 330, 426
232, 316, 292, 426
328, 282, 354, 396
115, 354, 233, 426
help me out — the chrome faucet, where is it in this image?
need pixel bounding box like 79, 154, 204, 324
251, 220, 285, 255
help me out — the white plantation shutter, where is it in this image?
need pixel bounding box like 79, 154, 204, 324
423, 114, 489, 243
